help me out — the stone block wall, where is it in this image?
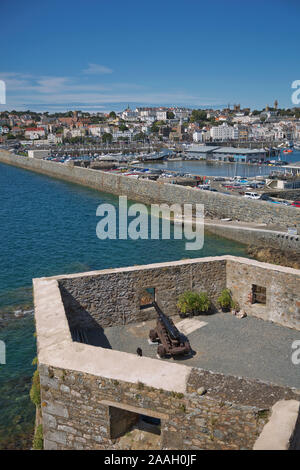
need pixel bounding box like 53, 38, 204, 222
58, 257, 300, 331
226, 259, 300, 329
205, 223, 300, 254
39, 363, 300, 450
59, 259, 227, 329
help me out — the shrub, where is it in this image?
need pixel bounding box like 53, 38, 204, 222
177, 291, 211, 316
217, 289, 234, 311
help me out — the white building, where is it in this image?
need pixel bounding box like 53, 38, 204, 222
136, 108, 156, 119
120, 108, 137, 120
25, 127, 46, 140
88, 125, 106, 137
174, 109, 191, 120
156, 111, 168, 121
193, 131, 203, 143
210, 123, 238, 141
63, 128, 86, 138
141, 125, 151, 134
47, 134, 62, 144
112, 130, 132, 141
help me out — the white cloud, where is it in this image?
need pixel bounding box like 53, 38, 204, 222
36, 77, 70, 93
82, 63, 113, 75
0, 68, 226, 110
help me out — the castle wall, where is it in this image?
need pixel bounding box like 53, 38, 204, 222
59, 258, 226, 329
33, 256, 300, 450
57, 257, 300, 331
226, 258, 300, 329
39, 363, 299, 450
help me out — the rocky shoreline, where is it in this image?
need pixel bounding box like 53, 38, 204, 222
0, 305, 34, 329
247, 245, 300, 270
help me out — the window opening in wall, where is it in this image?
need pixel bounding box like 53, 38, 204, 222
108, 405, 161, 448
252, 285, 266, 305
140, 287, 155, 309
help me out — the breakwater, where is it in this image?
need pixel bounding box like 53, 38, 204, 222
1, 151, 300, 252
205, 221, 300, 253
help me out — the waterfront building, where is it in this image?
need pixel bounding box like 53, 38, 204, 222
187, 144, 220, 158
211, 146, 266, 162
282, 162, 300, 176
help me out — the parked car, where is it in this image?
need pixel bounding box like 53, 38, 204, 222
244, 192, 261, 200
259, 194, 273, 201
292, 201, 300, 208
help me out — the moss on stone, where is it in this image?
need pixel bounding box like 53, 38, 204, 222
32, 424, 43, 450
30, 370, 41, 407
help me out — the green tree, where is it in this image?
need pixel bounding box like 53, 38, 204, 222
102, 132, 113, 143
133, 132, 145, 141
109, 111, 117, 119
190, 109, 207, 123
150, 121, 159, 133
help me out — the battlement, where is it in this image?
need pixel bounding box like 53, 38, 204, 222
33, 256, 300, 450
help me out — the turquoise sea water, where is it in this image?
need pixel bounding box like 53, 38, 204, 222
0, 162, 248, 448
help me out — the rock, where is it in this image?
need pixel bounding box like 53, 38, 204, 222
247, 245, 300, 270
14, 310, 23, 317
197, 387, 207, 396
236, 309, 247, 319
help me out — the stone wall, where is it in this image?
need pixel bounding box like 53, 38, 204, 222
39, 363, 300, 450
58, 257, 300, 331
205, 223, 300, 254
59, 258, 227, 329
226, 258, 300, 329
1, 151, 300, 231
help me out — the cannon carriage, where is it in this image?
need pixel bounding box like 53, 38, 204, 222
149, 301, 191, 358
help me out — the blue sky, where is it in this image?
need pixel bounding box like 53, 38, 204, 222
1, 0, 300, 112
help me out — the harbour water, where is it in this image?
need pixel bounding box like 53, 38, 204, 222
139, 149, 300, 178
0, 162, 249, 448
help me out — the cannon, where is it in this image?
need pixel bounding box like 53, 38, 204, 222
149, 301, 192, 358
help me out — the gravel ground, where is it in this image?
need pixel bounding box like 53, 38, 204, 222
82, 312, 300, 389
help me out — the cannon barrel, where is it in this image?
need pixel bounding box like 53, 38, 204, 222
152, 301, 181, 340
